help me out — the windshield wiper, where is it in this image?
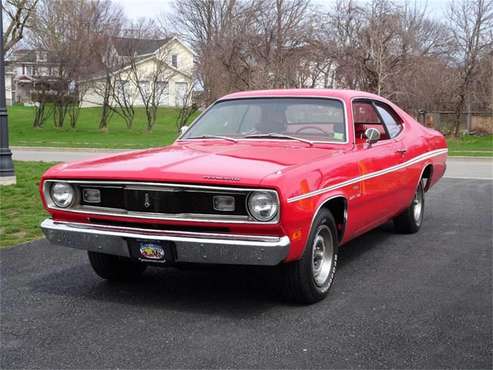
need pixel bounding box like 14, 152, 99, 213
244, 133, 314, 146
185, 135, 238, 143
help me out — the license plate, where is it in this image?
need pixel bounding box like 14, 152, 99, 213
138, 241, 166, 261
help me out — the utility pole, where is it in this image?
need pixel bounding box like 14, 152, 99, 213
0, 10, 16, 185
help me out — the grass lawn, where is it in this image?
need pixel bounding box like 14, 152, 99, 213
0, 161, 55, 248
446, 135, 493, 157
8, 105, 198, 149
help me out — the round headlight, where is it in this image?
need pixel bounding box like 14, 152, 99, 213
50, 183, 75, 208
247, 191, 279, 221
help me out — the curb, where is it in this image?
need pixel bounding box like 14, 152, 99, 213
11, 146, 131, 152
448, 156, 493, 160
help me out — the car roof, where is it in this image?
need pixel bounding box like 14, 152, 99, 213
219, 89, 384, 101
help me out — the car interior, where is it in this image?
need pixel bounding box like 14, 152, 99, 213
252, 102, 346, 141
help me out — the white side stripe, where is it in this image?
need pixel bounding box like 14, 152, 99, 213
287, 148, 448, 203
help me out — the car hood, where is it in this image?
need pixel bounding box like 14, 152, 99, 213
45, 141, 344, 186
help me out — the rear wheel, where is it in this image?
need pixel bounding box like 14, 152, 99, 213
282, 209, 338, 304
394, 181, 425, 234
88, 251, 147, 281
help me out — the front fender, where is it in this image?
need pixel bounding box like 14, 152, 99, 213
281, 192, 349, 262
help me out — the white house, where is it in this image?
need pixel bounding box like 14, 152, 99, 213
4, 49, 60, 105
81, 36, 194, 108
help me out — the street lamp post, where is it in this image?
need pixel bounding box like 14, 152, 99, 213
0, 10, 16, 185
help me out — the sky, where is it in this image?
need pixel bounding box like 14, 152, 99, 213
117, 0, 173, 20
117, 0, 450, 21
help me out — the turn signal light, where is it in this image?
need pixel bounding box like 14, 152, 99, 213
213, 195, 235, 212
82, 188, 101, 204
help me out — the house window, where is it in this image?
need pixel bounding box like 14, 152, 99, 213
37, 51, 47, 63
24, 65, 34, 75
171, 54, 178, 68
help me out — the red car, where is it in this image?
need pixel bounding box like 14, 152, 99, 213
40, 89, 447, 303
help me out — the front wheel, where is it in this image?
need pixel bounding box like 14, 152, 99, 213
88, 251, 147, 281
394, 181, 425, 234
282, 209, 338, 304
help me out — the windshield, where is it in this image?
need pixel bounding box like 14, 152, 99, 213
182, 98, 347, 143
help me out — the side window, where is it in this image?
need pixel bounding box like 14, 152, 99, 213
352, 100, 389, 141
375, 103, 402, 138
353, 101, 381, 124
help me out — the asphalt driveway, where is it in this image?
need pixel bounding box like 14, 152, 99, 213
1, 178, 492, 369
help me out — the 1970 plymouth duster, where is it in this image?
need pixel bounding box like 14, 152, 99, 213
40, 89, 447, 303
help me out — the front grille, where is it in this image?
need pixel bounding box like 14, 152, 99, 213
78, 184, 249, 217
124, 188, 247, 215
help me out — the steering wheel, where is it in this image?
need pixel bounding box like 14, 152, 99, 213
295, 126, 328, 135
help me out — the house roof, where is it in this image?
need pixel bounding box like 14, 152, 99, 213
111, 37, 171, 57
80, 36, 193, 82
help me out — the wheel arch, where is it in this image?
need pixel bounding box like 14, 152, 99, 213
420, 163, 434, 192
311, 195, 348, 244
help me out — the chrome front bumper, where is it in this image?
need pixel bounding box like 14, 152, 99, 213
41, 219, 290, 266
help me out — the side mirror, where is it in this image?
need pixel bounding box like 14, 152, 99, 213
179, 126, 189, 136
365, 128, 380, 145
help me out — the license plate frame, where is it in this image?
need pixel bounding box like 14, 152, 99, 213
127, 239, 175, 263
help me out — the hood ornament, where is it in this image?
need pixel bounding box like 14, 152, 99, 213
144, 193, 151, 208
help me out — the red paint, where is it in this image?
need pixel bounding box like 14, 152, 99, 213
40, 89, 447, 262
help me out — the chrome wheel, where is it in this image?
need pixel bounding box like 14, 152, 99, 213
412, 187, 424, 226
312, 225, 334, 287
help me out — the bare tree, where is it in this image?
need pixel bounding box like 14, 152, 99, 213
109, 74, 137, 129
253, 0, 312, 88
124, 22, 177, 131
316, 0, 454, 110
86, 2, 124, 130
176, 79, 199, 131
31, 78, 53, 127
448, 0, 493, 136
318, 0, 364, 89
472, 52, 493, 112
167, 0, 489, 123
2, 0, 39, 53
30, 0, 123, 128
171, 0, 313, 102
170, 0, 254, 103
130, 60, 175, 131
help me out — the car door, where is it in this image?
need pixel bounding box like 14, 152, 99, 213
349, 99, 405, 235
373, 101, 410, 211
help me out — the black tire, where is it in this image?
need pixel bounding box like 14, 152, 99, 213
282, 209, 338, 304
88, 251, 147, 281
394, 181, 425, 234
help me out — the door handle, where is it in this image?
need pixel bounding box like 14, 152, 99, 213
396, 148, 407, 154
